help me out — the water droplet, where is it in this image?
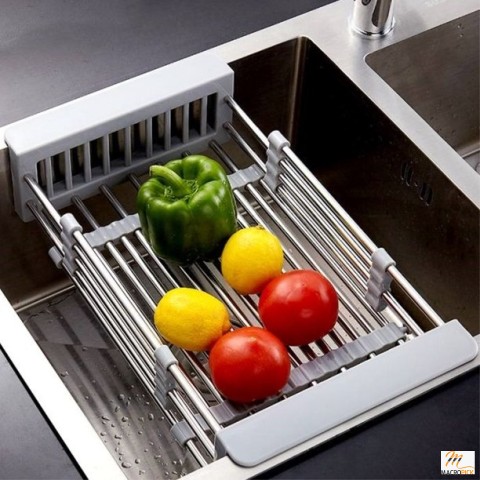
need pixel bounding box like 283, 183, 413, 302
144, 401, 150, 406
82, 346, 88, 352
135, 458, 141, 464
138, 430, 143, 435
154, 454, 162, 460
114, 434, 123, 440
121, 416, 129, 423
84, 395, 90, 400
100, 431, 107, 437
139, 470, 146, 476
138, 416, 145, 423
114, 406, 120, 413
144, 448, 149, 453
121, 461, 132, 469
101, 415, 110, 421
60, 371, 69, 377
111, 423, 116, 428
148, 413, 154, 421
118, 394, 126, 402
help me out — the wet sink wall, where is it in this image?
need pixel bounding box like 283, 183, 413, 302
19, 291, 196, 479
366, 11, 480, 171
231, 37, 479, 334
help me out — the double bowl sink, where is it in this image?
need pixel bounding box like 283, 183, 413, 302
0, 0, 478, 478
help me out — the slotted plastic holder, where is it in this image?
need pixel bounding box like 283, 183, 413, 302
6, 52, 234, 221
6, 52, 478, 471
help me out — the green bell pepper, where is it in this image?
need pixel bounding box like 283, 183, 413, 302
136, 155, 237, 264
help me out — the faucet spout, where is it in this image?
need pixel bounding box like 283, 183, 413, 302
351, 0, 395, 37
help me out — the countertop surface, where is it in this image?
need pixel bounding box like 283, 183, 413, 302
0, 0, 327, 128
0, 1, 479, 479
0, 347, 83, 480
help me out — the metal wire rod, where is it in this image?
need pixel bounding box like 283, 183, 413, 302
72, 196, 159, 309
25, 173, 224, 440
97, 186, 235, 402
219, 128, 383, 336
168, 390, 215, 458
279, 163, 371, 277
76, 271, 210, 466
74, 250, 157, 364
224, 98, 378, 256
222, 101, 438, 332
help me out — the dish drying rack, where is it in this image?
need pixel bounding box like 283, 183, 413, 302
6, 52, 477, 470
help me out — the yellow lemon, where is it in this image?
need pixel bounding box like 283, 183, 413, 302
221, 226, 284, 295
154, 288, 231, 351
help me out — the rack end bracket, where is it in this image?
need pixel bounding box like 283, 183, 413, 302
264, 130, 290, 191
154, 345, 178, 409
366, 247, 396, 311
47, 213, 83, 275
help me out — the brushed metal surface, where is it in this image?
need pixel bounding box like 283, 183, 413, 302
18, 289, 197, 478
367, 11, 480, 170
230, 37, 479, 335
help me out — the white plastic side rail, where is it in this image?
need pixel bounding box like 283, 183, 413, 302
215, 320, 478, 466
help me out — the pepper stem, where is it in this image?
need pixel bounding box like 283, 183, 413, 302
150, 165, 190, 197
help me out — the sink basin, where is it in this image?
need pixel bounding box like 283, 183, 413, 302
230, 37, 479, 335
366, 11, 480, 172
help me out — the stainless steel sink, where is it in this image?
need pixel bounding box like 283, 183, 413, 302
366, 11, 480, 172
0, 1, 479, 479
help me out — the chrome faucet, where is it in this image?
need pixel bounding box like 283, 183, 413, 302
351, 0, 395, 37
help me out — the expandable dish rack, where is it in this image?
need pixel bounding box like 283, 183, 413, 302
5, 52, 478, 471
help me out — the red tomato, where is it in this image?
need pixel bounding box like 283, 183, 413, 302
208, 327, 291, 403
258, 270, 338, 346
